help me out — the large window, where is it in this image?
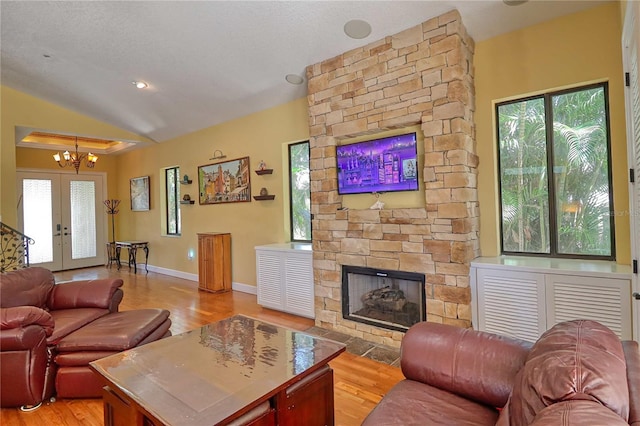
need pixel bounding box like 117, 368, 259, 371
165, 167, 181, 236
497, 83, 615, 259
289, 141, 311, 242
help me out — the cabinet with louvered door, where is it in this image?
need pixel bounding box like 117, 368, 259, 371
471, 256, 633, 342
474, 268, 546, 343
546, 274, 632, 340
255, 243, 313, 318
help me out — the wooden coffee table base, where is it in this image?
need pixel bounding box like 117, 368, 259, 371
101, 364, 335, 426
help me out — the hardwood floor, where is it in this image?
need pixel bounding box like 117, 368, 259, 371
1, 266, 404, 426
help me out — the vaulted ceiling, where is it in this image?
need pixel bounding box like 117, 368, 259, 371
1, 1, 608, 148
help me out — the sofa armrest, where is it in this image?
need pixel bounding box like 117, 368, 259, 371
48, 278, 123, 311
0, 324, 50, 351
623, 340, 640, 426
401, 322, 532, 408
0, 306, 54, 336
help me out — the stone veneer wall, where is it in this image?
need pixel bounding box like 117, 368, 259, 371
306, 10, 479, 347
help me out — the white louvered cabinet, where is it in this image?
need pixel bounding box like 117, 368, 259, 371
471, 257, 633, 342
255, 243, 314, 318
475, 268, 547, 342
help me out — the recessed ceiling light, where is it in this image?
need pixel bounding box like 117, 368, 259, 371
344, 19, 372, 39
503, 0, 528, 5
285, 74, 304, 85
132, 81, 148, 89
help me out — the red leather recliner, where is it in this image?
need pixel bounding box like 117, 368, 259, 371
0, 267, 124, 409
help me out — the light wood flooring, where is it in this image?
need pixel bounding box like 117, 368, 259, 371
1, 266, 404, 426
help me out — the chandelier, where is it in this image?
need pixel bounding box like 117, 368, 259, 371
53, 137, 98, 174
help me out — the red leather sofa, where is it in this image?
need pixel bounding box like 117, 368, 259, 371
363, 319, 640, 425
0, 267, 171, 410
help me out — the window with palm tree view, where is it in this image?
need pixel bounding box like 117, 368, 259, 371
497, 83, 614, 259
289, 141, 311, 242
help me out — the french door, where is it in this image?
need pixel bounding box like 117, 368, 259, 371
623, 0, 640, 341
17, 170, 106, 271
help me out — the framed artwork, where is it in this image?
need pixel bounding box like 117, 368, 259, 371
130, 176, 150, 211
198, 157, 251, 204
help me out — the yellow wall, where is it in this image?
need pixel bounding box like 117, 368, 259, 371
114, 97, 309, 285
1, 86, 148, 224
2, 86, 309, 287
2, 1, 632, 285
474, 2, 630, 264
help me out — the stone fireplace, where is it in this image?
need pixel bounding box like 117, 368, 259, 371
307, 9, 479, 347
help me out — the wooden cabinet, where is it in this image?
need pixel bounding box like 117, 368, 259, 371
197, 233, 231, 293
470, 256, 633, 342
255, 243, 314, 318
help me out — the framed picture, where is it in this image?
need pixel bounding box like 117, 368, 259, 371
130, 176, 150, 211
198, 157, 251, 204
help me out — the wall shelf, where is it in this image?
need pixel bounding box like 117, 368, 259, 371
255, 169, 273, 175
180, 200, 195, 204
253, 195, 276, 201
180, 179, 193, 185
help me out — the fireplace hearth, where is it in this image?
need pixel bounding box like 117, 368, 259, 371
342, 266, 426, 332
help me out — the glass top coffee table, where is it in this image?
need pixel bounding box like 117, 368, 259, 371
90, 315, 346, 426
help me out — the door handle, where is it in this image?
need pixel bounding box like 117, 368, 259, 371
633, 292, 640, 300
53, 233, 61, 237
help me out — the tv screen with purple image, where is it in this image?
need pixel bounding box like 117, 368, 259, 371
336, 132, 419, 195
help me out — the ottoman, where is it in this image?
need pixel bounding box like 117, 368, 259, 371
54, 309, 171, 398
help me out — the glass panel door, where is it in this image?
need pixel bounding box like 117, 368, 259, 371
18, 173, 62, 271
61, 174, 104, 269
17, 171, 105, 271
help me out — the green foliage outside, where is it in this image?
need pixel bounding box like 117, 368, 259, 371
290, 142, 311, 241
498, 85, 613, 257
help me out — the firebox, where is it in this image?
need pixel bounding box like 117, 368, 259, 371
341, 265, 426, 332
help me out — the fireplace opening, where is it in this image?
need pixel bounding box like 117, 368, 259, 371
341, 265, 426, 332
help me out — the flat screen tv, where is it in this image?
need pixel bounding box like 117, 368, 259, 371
336, 132, 419, 195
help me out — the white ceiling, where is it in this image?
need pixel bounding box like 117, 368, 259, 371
1, 0, 608, 144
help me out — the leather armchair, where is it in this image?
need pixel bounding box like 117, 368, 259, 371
0, 267, 123, 409
363, 320, 640, 426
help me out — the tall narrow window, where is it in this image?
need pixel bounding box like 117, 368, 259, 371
165, 167, 181, 236
289, 141, 311, 242
497, 83, 615, 259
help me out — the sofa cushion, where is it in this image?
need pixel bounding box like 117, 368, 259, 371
48, 278, 124, 310
508, 320, 629, 426
56, 309, 171, 352
0, 267, 54, 309
623, 341, 640, 426
362, 379, 500, 426
47, 308, 110, 345
529, 400, 629, 426
401, 322, 532, 408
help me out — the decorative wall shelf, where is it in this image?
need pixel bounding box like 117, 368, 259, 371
255, 169, 273, 175
253, 195, 276, 201
180, 179, 193, 185
180, 200, 195, 204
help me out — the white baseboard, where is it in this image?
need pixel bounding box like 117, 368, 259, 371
143, 264, 256, 295
232, 281, 257, 295
145, 264, 198, 284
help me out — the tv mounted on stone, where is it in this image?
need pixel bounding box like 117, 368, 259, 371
336, 132, 419, 195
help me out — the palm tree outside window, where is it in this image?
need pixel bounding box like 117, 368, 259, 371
496, 83, 615, 259
289, 141, 311, 242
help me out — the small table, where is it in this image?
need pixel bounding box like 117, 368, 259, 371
115, 241, 149, 274
90, 315, 345, 426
